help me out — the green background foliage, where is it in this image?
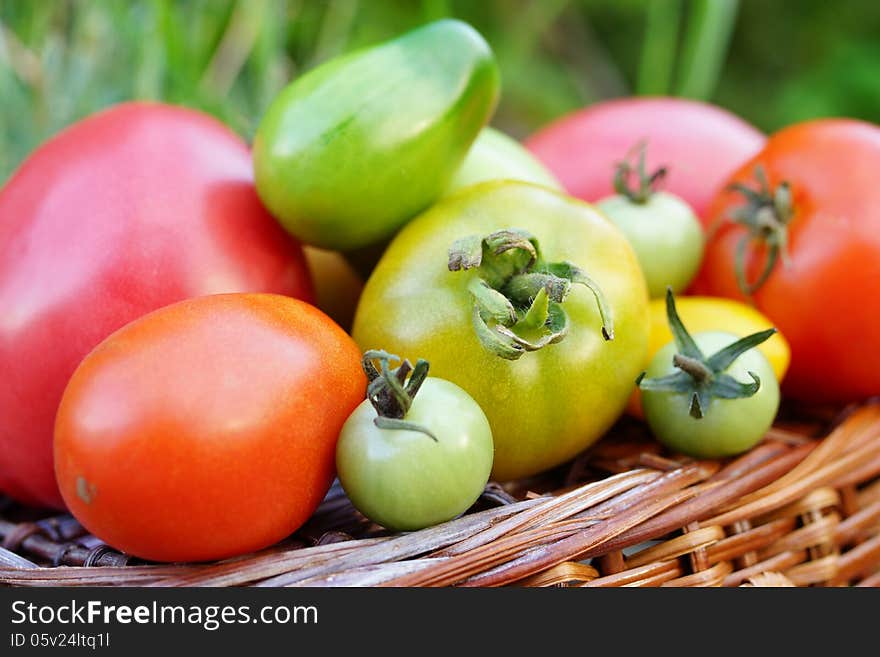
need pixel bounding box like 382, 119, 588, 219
1, 0, 878, 181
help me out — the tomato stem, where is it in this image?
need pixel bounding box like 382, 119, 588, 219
448, 228, 614, 360
612, 140, 668, 204
636, 288, 776, 420
672, 353, 714, 383
728, 165, 794, 295
361, 351, 437, 440
374, 417, 438, 442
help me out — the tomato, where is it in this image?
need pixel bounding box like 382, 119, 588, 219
525, 97, 765, 224
694, 119, 880, 403
627, 295, 790, 418
443, 127, 562, 198
0, 102, 312, 509
253, 19, 499, 251
54, 293, 365, 563
638, 292, 780, 459
595, 144, 704, 298
303, 246, 364, 332
353, 181, 649, 482
336, 351, 493, 531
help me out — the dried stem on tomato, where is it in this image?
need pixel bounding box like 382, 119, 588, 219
362, 350, 437, 441
612, 140, 668, 204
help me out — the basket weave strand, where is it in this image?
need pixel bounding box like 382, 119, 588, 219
0, 402, 878, 587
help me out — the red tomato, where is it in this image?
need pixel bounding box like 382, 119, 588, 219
525, 97, 765, 223
54, 293, 365, 563
695, 119, 880, 403
0, 102, 313, 509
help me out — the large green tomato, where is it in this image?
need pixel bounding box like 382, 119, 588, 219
337, 375, 494, 532
641, 330, 780, 459
352, 181, 649, 481
443, 127, 563, 198
253, 19, 499, 251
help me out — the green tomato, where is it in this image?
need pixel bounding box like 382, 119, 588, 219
352, 181, 649, 482
597, 191, 704, 298
641, 331, 780, 459
253, 19, 499, 251
336, 377, 494, 531
443, 127, 563, 198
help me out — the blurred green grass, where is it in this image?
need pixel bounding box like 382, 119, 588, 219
1, 0, 878, 182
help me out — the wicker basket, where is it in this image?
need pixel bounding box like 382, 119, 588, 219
2, 401, 878, 587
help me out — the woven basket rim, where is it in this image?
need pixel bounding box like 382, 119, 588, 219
2, 400, 879, 587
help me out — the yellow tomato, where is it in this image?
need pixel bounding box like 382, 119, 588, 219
627, 295, 790, 417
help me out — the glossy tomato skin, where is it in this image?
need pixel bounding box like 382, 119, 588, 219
54, 294, 365, 563
525, 97, 765, 223
336, 377, 494, 531
641, 331, 780, 459
352, 181, 649, 482
0, 102, 313, 509
695, 119, 880, 403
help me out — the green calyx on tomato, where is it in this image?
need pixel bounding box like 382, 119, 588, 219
612, 141, 668, 204
448, 229, 614, 360
726, 166, 794, 295
362, 350, 437, 441
637, 288, 777, 419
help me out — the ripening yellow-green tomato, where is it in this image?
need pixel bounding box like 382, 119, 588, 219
353, 181, 649, 481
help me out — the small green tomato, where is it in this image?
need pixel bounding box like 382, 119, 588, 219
596, 143, 704, 298
336, 351, 494, 531
638, 290, 780, 459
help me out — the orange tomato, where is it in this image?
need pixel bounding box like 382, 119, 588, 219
54, 293, 365, 562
